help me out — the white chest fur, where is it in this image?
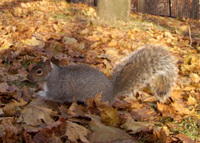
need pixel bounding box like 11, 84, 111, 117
37, 82, 48, 97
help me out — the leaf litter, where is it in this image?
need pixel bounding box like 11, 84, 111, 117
0, 0, 200, 142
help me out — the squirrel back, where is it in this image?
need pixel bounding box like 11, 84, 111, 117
112, 45, 177, 102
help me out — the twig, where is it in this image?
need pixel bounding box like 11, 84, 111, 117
188, 26, 193, 48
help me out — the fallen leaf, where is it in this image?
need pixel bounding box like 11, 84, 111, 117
187, 95, 197, 106
131, 107, 157, 120
3, 98, 27, 116
22, 37, 45, 48
86, 93, 110, 115
1, 117, 22, 142
153, 126, 170, 142
190, 73, 200, 83
175, 133, 196, 143
65, 121, 90, 143
88, 116, 136, 143
19, 105, 55, 126
49, 135, 63, 143
107, 39, 117, 47
67, 102, 84, 116
0, 41, 13, 54
171, 101, 195, 116
121, 113, 152, 134
101, 107, 120, 126
62, 36, 77, 44
0, 82, 9, 93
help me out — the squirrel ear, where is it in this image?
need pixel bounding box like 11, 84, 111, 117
44, 60, 52, 71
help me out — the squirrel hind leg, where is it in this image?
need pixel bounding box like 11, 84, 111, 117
150, 73, 173, 103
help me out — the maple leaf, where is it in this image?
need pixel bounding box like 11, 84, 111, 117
66, 101, 85, 116
65, 121, 90, 143
101, 107, 120, 126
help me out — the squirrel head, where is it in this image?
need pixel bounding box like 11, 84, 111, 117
27, 60, 52, 83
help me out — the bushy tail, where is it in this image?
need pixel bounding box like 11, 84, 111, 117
112, 45, 177, 102
150, 72, 175, 102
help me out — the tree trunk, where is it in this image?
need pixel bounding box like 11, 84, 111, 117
94, 0, 98, 6
191, 0, 199, 19
97, 0, 131, 21
137, 0, 146, 13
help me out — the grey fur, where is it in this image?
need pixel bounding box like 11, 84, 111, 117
112, 45, 177, 102
28, 45, 177, 103
28, 62, 114, 103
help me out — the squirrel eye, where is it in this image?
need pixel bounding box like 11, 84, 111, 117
36, 69, 43, 75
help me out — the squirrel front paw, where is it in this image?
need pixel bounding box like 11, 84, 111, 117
37, 91, 47, 97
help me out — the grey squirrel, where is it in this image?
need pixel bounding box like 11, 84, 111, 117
27, 45, 177, 103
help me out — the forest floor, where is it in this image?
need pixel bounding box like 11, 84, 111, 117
0, 0, 200, 142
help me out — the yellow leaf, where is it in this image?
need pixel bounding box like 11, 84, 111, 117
107, 40, 117, 47
190, 73, 200, 83
22, 37, 45, 48
101, 107, 120, 125
0, 41, 12, 51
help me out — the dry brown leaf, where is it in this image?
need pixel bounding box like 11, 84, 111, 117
101, 107, 120, 126
66, 101, 85, 116
65, 121, 90, 143
32, 119, 66, 143
153, 126, 170, 142
190, 73, 200, 83
3, 98, 27, 116
107, 39, 118, 47
86, 35, 100, 41
125, 97, 143, 109
0, 82, 9, 93
181, 55, 200, 74
0, 41, 13, 54
131, 107, 157, 120
88, 116, 136, 143
187, 95, 197, 106
22, 130, 34, 143
49, 135, 63, 143
86, 93, 110, 114
1, 117, 22, 142
33, 130, 49, 143
175, 134, 196, 143
157, 102, 177, 117
171, 101, 195, 116
22, 37, 45, 48
121, 113, 152, 134
19, 105, 55, 126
